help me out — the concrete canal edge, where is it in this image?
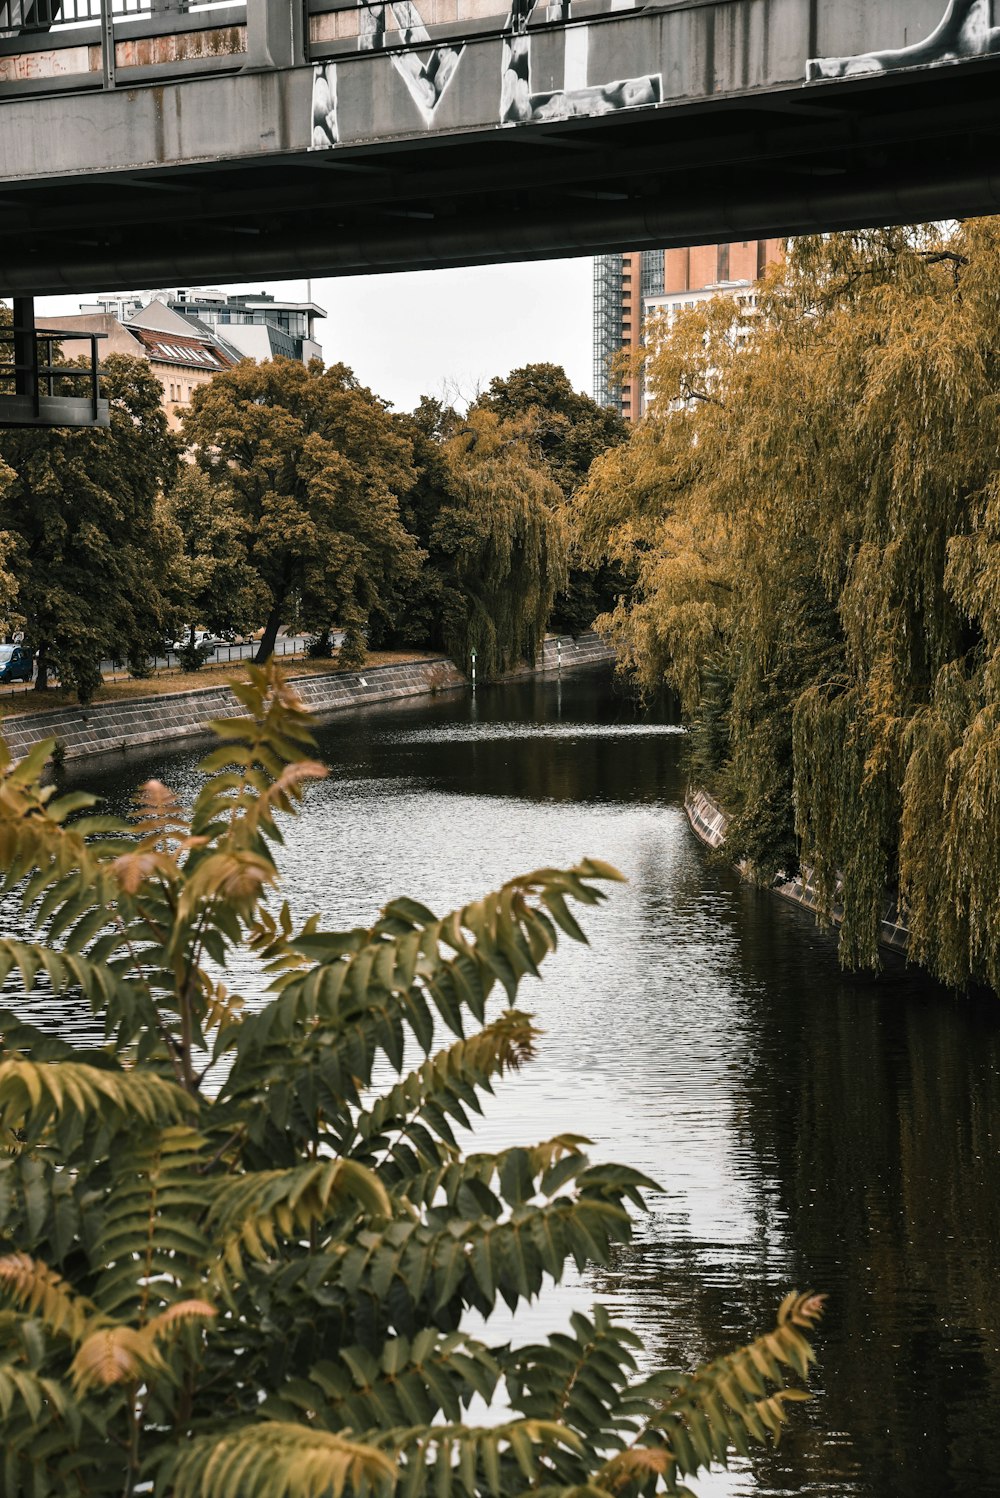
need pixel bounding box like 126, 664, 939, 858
684, 787, 910, 956
500, 631, 615, 677
0, 632, 615, 765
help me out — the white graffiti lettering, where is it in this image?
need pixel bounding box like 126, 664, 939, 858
310, 0, 658, 148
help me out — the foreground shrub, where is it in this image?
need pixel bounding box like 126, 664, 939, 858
0, 662, 822, 1495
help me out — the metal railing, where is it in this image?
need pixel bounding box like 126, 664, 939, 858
0, 0, 221, 37
306, 0, 570, 58
0, 0, 162, 38
0, 0, 607, 95
0, 302, 107, 428
0, 0, 248, 93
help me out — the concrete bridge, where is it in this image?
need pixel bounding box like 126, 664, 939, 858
1, 0, 999, 296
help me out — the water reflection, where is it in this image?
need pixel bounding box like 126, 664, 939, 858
8, 666, 999, 1496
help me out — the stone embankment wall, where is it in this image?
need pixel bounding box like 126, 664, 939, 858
540, 633, 616, 670
685, 787, 909, 955
501, 632, 616, 677
0, 658, 465, 764
0, 632, 615, 765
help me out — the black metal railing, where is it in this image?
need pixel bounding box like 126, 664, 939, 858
0, 300, 108, 428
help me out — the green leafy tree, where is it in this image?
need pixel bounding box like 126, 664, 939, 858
182, 359, 422, 667
443, 407, 568, 678
0, 355, 178, 700
0, 663, 822, 1494
475, 363, 627, 499
161, 466, 268, 660
369, 403, 463, 653
384, 374, 617, 664
0, 459, 19, 637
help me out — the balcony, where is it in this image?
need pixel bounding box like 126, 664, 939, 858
0, 300, 109, 427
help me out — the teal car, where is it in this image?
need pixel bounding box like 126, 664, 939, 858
0, 645, 33, 683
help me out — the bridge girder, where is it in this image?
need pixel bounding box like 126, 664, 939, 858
1, 0, 1000, 294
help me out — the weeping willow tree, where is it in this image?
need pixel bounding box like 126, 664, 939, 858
0, 662, 823, 1494
578, 221, 1000, 984
435, 407, 568, 678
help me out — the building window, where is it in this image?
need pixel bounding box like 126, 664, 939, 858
640, 249, 664, 304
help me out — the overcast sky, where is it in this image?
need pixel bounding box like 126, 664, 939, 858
36, 256, 594, 416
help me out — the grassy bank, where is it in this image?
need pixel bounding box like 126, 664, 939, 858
0, 650, 434, 719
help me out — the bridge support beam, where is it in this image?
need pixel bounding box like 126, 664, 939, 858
243, 0, 304, 72
98, 0, 116, 89
12, 298, 35, 408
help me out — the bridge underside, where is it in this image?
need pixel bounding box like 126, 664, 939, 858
4, 59, 1000, 297
3, 0, 1000, 295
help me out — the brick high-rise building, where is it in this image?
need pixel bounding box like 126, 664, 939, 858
593, 241, 783, 420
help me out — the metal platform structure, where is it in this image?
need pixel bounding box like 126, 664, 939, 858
0, 298, 109, 427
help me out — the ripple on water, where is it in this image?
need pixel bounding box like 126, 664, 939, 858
379, 722, 688, 743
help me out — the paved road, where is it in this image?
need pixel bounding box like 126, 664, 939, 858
102, 634, 318, 675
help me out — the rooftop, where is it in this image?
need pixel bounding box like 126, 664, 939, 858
130, 327, 239, 370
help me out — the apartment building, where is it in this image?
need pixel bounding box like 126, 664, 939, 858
37, 287, 326, 431
593, 241, 783, 420
81, 289, 325, 367
37, 301, 240, 432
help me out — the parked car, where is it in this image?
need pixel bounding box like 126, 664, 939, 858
0, 644, 33, 683
172, 630, 223, 654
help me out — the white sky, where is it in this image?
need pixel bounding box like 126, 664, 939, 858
36, 256, 595, 416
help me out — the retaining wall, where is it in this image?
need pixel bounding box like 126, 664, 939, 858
540, 633, 615, 671
684, 787, 909, 955
0, 631, 616, 765
0, 657, 465, 764
504, 632, 616, 677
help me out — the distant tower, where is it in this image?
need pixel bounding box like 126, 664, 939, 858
593, 241, 783, 420
592, 254, 622, 413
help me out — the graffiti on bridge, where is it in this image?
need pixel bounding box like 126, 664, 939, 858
310, 0, 659, 146
808, 0, 1000, 80
311, 0, 1000, 149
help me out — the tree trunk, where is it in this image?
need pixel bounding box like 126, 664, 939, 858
34, 641, 48, 692
339, 624, 367, 670
254, 600, 283, 664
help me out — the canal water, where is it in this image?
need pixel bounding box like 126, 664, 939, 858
48, 666, 1000, 1495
